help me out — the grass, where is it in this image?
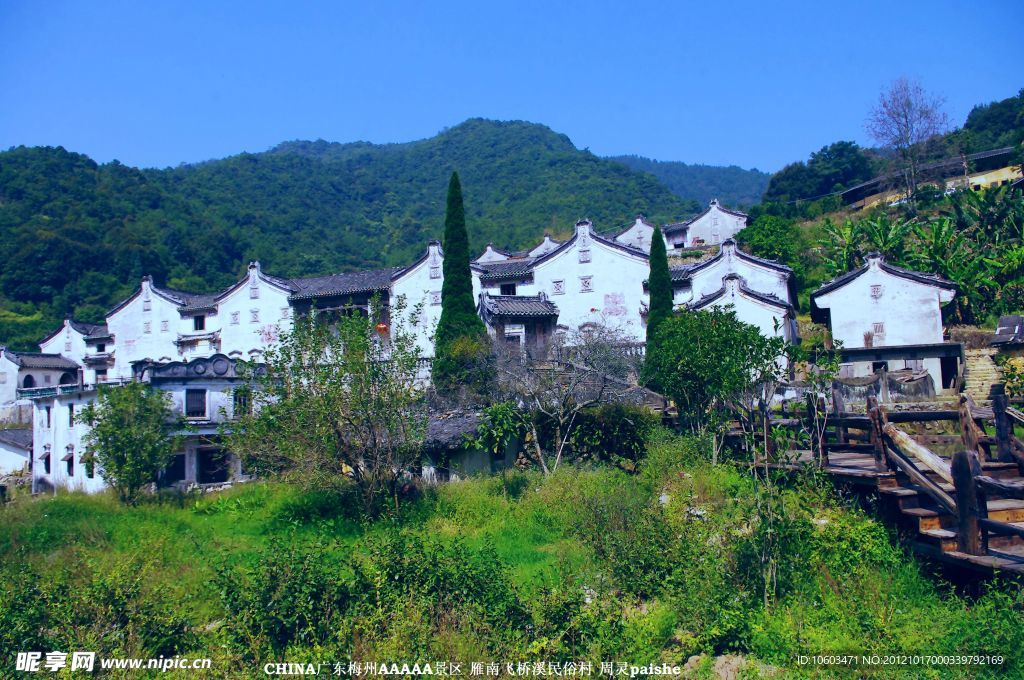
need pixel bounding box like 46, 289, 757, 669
1, 433, 1022, 678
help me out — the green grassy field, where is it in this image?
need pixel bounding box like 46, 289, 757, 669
2, 433, 1022, 678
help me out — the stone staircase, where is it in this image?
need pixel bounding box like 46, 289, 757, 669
963, 348, 1003, 403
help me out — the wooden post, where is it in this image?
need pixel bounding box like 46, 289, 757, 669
959, 395, 981, 456
951, 450, 984, 555
867, 396, 886, 469
992, 383, 1013, 464
832, 387, 847, 445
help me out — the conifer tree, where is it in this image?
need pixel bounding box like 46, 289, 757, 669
433, 172, 488, 391
642, 226, 673, 389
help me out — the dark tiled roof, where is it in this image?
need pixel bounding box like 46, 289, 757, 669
475, 259, 538, 282
670, 265, 693, 283
993, 315, 1024, 345
0, 428, 32, 452
288, 267, 404, 300
811, 255, 956, 299
481, 294, 559, 318
175, 293, 220, 313
688, 274, 792, 312
4, 351, 80, 370
68, 320, 106, 336
424, 411, 480, 451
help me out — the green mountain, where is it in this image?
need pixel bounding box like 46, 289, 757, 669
607, 155, 770, 208
0, 118, 719, 349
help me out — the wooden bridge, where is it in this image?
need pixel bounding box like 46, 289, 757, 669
761, 383, 1024, 576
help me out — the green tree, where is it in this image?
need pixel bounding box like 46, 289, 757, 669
858, 215, 912, 264
432, 172, 489, 393
78, 382, 183, 504
642, 226, 673, 389
644, 308, 788, 441
226, 296, 427, 516
819, 218, 863, 278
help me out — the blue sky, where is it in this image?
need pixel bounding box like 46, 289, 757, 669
1, 1, 1020, 172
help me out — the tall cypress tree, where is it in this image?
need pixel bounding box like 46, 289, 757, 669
433, 172, 487, 390
642, 226, 673, 389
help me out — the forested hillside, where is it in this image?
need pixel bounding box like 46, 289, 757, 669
608, 155, 769, 207
0, 119, 718, 349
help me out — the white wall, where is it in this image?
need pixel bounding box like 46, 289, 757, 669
216, 264, 294, 362
0, 354, 19, 404
682, 201, 747, 247
531, 222, 650, 339
392, 243, 444, 357
39, 321, 90, 377
814, 257, 954, 385
676, 242, 791, 307
31, 391, 105, 494
107, 280, 181, 378
0, 439, 29, 475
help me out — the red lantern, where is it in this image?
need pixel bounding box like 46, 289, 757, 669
375, 322, 389, 335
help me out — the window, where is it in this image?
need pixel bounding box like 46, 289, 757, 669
64, 445, 75, 477
873, 322, 885, 335
430, 266, 441, 279
430, 291, 441, 305
249, 284, 260, 299
23, 375, 35, 389
281, 307, 290, 319
580, 275, 593, 293
193, 315, 206, 332
161, 320, 169, 332
96, 343, 106, 353
230, 311, 240, 325
44, 406, 51, 429
185, 389, 207, 418
64, 341, 72, 352
500, 283, 517, 296
95, 369, 108, 382
143, 321, 152, 334
0, 373, 5, 384
552, 280, 565, 295
41, 446, 51, 475
143, 299, 152, 311
579, 249, 592, 263
84, 451, 95, 479
233, 387, 252, 418
43, 375, 51, 385
250, 309, 259, 323
870, 284, 883, 299
68, 403, 75, 427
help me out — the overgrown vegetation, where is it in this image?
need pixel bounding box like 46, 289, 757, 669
3, 432, 1022, 676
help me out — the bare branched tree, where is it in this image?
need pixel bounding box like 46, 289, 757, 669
866, 77, 949, 200
492, 325, 646, 474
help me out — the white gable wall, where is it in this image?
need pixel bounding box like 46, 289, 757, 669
39, 321, 89, 368
814, 259, 954, 385
532, 223, 649, 339
107, 281, 181, 378
31, 391, 105, 494
216, 268, 294, 361
392, 243, 445, 357
684, 202, 747, 247
678, 244, 791, 307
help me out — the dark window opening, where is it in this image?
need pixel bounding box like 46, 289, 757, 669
41, 453, 51, 475
198, 447, 230, 484
68, 403, 75, 427
193, 315, 206, 331
96, 343, 106, 353
84, 452, 95, 479
185, 389, 207, 418
233, 388, 252, 418
871, 361, 889, 373
500, 283, 517, 296
22, 375, 35, 388
96, 369, 108, 382
59, 372, 76, 385
163, 454, 186, 484
45, 407, 51, 428
65, 453, 74, 478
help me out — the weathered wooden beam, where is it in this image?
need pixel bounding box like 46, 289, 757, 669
884, 444, 957, 514
976, 475, 1024, 500
959, 395, 984, 456
883, 422, 953, 484
979, 518, 1024, 541
952, 450, 984, 555
832, 387, 847, 444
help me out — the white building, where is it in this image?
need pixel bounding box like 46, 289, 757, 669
810, 253, 957, 388
18, 213, 796, 494
663, 199, 748, 250
0, 428, 31, 475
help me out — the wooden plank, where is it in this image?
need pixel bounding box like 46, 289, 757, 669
883, 423, 953, 484
979, 518, 1024, 540
976, 475, 1024, 500
884, 445, 957, 514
